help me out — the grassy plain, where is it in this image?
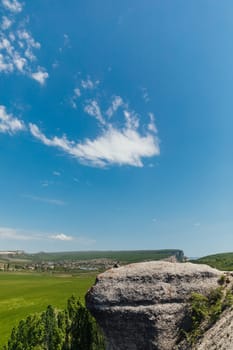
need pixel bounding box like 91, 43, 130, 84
0, 272, 96, 348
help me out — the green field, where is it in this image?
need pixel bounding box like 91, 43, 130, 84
0, 272, 96, 348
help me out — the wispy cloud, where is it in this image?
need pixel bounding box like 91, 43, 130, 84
141, 87, 150, 103
49, 233, 73, 241
148, 112, 157, 133
2, 0, 22, 13
84, 100, 105, 125
106, 96, 124, 117
74, 88, 81, 97
1, 16, 12, 30
0, 0, 48, 83
23, 194, 66, 206
0, 227, 34, 240
0, 227, 95, 246
53, 171, 61, 176
63, 33, 71, 48
58, 33, 71, 53
0, 105, 25, 134
123, 110, 139, 129
81, 77, 99, 90
69, 87, 81, 109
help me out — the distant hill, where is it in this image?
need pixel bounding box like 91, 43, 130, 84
193, 252, 233, 271
22, 249, 184, 264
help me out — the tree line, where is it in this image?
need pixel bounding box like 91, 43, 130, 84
4, 296, 105, 350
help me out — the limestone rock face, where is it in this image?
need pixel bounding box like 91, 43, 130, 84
85, 261, 222, 350
195, 308, 233, 350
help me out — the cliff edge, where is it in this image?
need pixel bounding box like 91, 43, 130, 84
86, 261, 226, 350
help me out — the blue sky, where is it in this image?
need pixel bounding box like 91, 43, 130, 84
0, 0, 232, 256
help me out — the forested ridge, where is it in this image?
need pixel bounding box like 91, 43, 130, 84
3, 296, 105, 350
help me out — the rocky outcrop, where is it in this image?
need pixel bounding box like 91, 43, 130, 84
194, 307, 233, 350
86, 261, 222, 350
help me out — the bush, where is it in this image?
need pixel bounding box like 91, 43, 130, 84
182, 286, 232, 345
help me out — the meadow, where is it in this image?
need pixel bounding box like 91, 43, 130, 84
0, 272, 96, 348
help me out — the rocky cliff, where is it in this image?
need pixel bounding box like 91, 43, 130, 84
86, 261, 229, 350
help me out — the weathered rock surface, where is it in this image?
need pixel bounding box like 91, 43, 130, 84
86, 261, 222, 350
195, 308, 233, 350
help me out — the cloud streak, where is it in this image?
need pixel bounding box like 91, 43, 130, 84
49, 233, 73, 241
84, 100, 105, 125
0, 227, 33, 240
0, 227, 95, 246
23, 194, 66, 206
106, 96, 124, 117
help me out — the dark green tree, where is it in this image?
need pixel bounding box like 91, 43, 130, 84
4, 296, 105, 350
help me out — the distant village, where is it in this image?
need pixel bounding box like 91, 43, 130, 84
0, 250, 117, 273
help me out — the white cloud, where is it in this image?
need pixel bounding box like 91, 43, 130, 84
106, 96, 124, 117
74, 88, 81, 97
29, 121, 160, 168
0, 227, 96, 249
84, 100, 105, 125
148, 112, 157, 133
23, 194, 66, 206
69, 88, 81, 109
141, 87, 150, 103
49, 233, 73, 241
75, 127, 159, 167
0, 2, 48, 83
0, 53, 13, 71
1, 16, 12, 30
2, 0, 23, 13
26, 81, 160, 168
31, 69, 49, 85
81, 78, 99, 90
123, 110, 139, 129
29, 123, 73, 150
53, 171, 61, 176
48, 234, 95, 245
0, 105, 25, 134
63, 33, 71, 48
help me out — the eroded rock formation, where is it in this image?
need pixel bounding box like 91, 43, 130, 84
86, 261, 222, 350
